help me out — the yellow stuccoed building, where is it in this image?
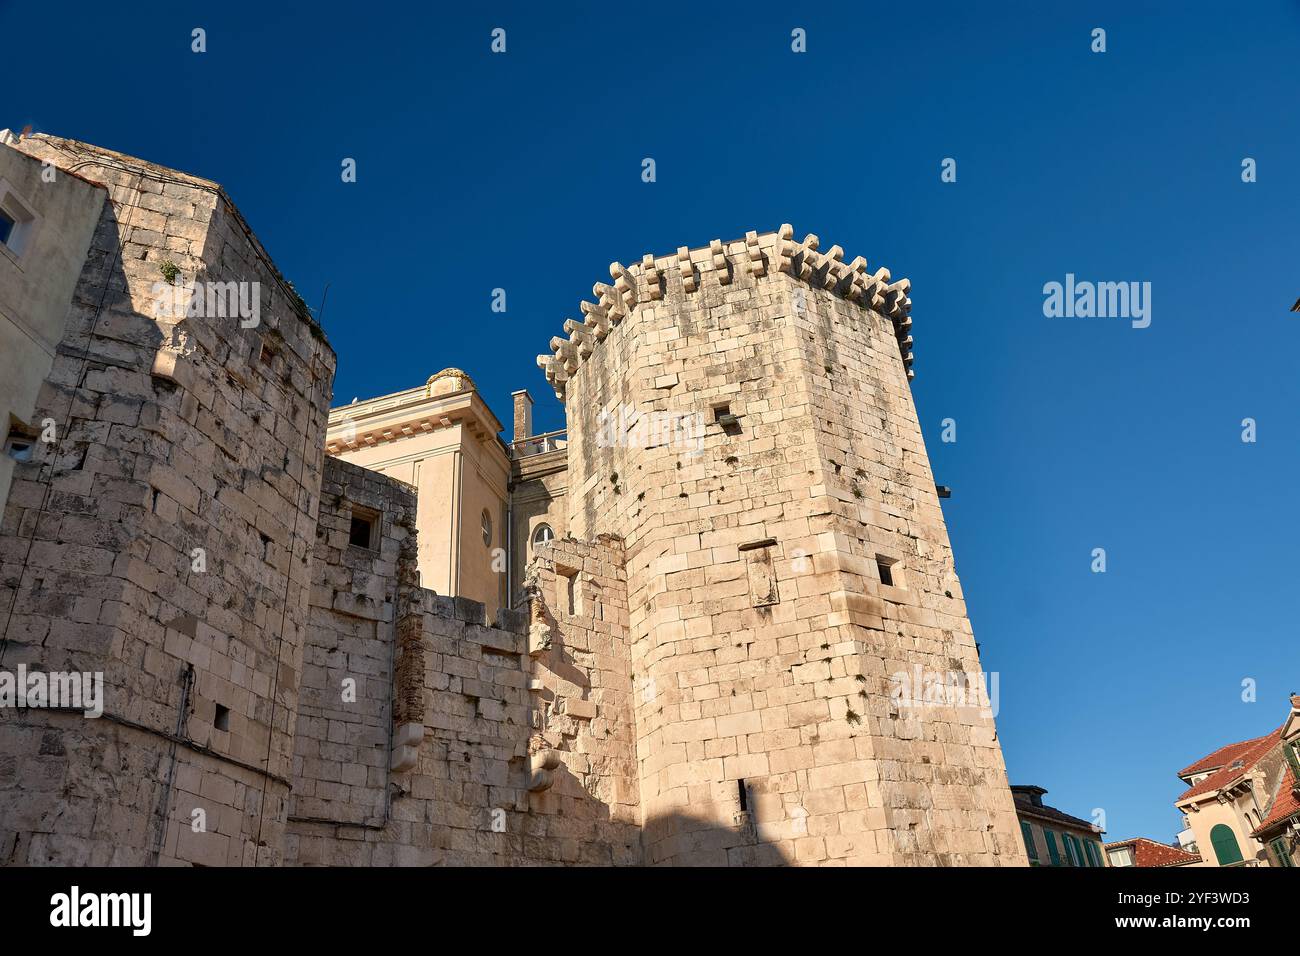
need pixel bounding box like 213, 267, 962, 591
325, 369, 512, 620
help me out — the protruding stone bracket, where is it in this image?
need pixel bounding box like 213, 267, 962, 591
526, 743, 561, 792
537, 223, 918, 398
641, 253, 662, 300
710, 239, 732, 285
745, 231, 766, 276
677, 246, 697, 293
391, 721, 423, 772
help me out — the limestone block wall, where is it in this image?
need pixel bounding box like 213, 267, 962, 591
286, 475, 640, 865
288, 458, 415, 829
524, 535, 641, 858
538, 227, 1023, 865
0, 136, 334, 866
790, 258, 1021, 863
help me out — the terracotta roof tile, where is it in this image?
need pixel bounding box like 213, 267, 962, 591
1176, 729, 1281, 803
1252, 763, 1300, 837
1104, 837, 1201, 867
1178, 732, 1274, 778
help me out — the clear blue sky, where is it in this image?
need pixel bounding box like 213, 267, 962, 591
6, 0, 1299, 845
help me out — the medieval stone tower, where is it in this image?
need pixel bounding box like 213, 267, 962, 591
0, 130, 1022, 866
537, 227, 1023, 865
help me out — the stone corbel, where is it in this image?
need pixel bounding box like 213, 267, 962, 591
391, 721, 423, 772
594, 283, 626, 324
796, 234, 820, 281
845, 256, 869, 301
563, 318, 594, 359
640, 254, 662, 300
677, 246, 697, 292
773, 224, 796, 274
549, 336, 578, 373
526, 740, 561, 792
582, 308, 611, 342
745, 231, 766, 276
610, 261, 639, 310
710, 239, 731, 285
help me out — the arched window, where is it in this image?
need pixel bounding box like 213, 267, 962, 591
481, 509, 492, 547
1210, 824, 1244, 865
532, 523, 554, 549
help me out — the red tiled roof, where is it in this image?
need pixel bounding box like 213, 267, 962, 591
1252, 763, 1300, 837
1178, 732, 1274, 779
1105, 837, 1201, 867
1176, 729, 1281, 803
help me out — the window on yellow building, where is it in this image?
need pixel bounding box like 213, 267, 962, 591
1020, 821, 1038, 863
1270, 838, 1293, 867
1061, 833, 1081, 866
1210, 824, 1244, 865
1043, 829, 1061, 866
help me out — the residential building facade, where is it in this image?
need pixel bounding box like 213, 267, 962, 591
1174, 694, 1300, 867
1012, 784, 1107, 867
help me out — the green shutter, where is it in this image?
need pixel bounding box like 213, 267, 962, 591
1020, 821, 1038, 862
1087, 840, 1103, 867
1286, 742, 1300, 780
1044, 829, 1061, 866
1210, 824, 1244, 866
1271, 838, 1294, 868
1063, 833, 1080, 866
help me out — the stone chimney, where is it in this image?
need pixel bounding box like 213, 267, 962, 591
512, 389, 533, 443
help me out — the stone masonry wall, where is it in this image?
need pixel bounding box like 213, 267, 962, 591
524, 535, 641, 860
542, 229, 1024, 865
287, 491, 642, 865
0, 136, 334, 866
287, 457, 415, 831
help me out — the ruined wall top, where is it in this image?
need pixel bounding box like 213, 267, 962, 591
535, 224, 914, 402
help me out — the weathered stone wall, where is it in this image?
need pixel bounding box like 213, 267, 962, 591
541, 229, 1024, 865
0, 135, 334, 866
288, 457, 415, 831
286, 485, 642, 865
0, 137, 1021, 869
524, 535, 641, 860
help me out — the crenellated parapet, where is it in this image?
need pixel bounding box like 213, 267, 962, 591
535, 225, 914, 401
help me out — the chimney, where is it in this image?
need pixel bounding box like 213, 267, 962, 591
1290, 692, 1300, 710
512, 389, 533, 444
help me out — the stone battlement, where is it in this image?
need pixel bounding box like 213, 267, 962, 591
536, 224, 914, 401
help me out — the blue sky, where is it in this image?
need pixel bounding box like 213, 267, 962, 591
6, 0, 1299, 845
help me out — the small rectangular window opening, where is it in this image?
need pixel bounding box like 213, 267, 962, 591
737, 778, 748, 812
0, 190, 37, 256
349, 508, 378, 550
4, 435, 34, 463
876, 556, 895, 587
214, 703, 230, 732
556, 565, 581, 616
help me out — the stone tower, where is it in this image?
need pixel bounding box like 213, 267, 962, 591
537, 226, 1024, 865
0, 135, 333, 865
